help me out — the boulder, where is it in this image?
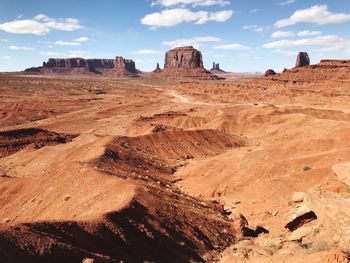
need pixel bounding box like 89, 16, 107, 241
292, 192, 306, 203
264, 69, 276, 77
295, 52, 310, 68
229, 211, 248, 233
285, 204, 317, 231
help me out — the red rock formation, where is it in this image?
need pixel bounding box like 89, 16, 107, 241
295, 52, 310, 68
268, 59, 350, 82
153, 46, 220, 80
210, 62, 226, 74
164, 46, 203, 69
109, 57, 139, 77
153, 63, 161, 73
264, 69, 276, 77
25, 57, 139, 77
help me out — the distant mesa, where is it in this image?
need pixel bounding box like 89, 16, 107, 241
25, 57, 140, 78
264, 69, 276, 77
24, 47, 222, 80
295, 52, 310, 68
153, 46, 221, 80
265, 51, 350, 82
210, 62, 227, 74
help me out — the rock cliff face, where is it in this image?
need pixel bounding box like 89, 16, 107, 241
295, 52, 310, 68
153, 46, 220, 80
115, 57, 138, 73
25, 57, 139, 77
164, 46, 203, 69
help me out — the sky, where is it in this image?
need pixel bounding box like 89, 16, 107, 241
0, 0, 350, 72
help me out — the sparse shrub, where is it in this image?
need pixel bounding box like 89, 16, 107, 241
303, 165, 312, 171
304, 241, 330, 253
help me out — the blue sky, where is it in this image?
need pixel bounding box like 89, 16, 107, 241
0, 0, 349, 72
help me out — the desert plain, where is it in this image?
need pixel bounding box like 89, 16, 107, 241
0, 50, 350, 263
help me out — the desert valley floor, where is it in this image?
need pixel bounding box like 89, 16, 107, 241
0, 73, 350, 262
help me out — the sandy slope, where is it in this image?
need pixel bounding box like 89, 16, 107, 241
0, 74, 350, 262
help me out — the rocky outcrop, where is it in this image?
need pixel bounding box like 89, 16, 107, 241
267, 59, 350, 82
109, 57, 139, 77
152, 46, 220, 80
115, 57, 137, 73
164, 46, 203, 69
210, 62, 226, 74
264, 69, 276, 77
295, 52, 310, 68
153, 63, 161, 73
25, 57, 139, 77
319, 60, 350, 67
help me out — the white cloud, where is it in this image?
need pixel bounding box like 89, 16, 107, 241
134, 49, 163, 55
271, 30, 322, 38
39, 51, 64, 56
68, 50, 90, 58
2, 56, 11, 59
140, 8, 233, 28
263, 35, 350, 53
34, 14, 55, 22
8, 45, 35, 51
214, 43, 250, 50
54, 41, 81, 46
275, 5, 350, 28
73, 37, 89, 42
297, 30, 321, 37
0, 14, 81, 35
151, 0, 230, 7
213, 54, 225, 57
271, 30, 295, 38
280, 0, 295, 6
1, 39, 8, 42
243, 25, 264, 32
162, 36, 221, 48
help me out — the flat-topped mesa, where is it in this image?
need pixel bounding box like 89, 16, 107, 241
295, 52, 310, 68
319, 59, 350, 67
87, 59, 115, 70
164, 46, 204, 69
153, 46, 220, 80
26, 57, 139, 77
43, 58, 114, 69
267, 56, 350, 82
